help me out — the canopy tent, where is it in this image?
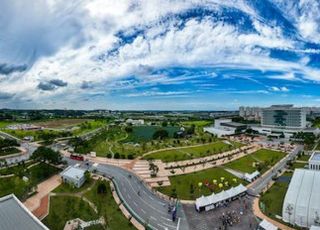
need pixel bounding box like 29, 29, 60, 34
195, 184, 247, 212
258, 219, 277, 230
244, 170, 260, 182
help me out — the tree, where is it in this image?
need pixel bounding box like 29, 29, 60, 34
31, 146, 62, 165
152, 129, 169, 140
161, 121, 168, 127
97, 182, 107, 194
84, 170, 91, 182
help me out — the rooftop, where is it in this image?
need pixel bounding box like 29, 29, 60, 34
0, 194, 48, 230
61, 166, 85, 180
310, 152, 320, 162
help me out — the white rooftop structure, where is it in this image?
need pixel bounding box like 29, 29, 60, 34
258, 219, 278, 230
0, 194, 49, 230
60, 166, 86, 188
282, 169, 320, 228
310, 226, 320, 230
244, 170, 260, 182
195, 184, 247, 212
309, 151, 320, 171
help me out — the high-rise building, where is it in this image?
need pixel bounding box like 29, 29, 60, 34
261, 105, 306, 129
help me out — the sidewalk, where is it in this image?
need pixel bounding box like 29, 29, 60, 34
24, 175, 61, 215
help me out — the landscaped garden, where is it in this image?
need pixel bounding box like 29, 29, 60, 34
0, 162, 60, 199
0, 147, 20, 156
259, 171, 293, 222
44, 178, 134, 230
144, 140, 242, 162
224, 149, 287, 174
157, 167, 246, 200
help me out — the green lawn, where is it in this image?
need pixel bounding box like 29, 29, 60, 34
3, 129, 71, 141
157, 167, 246, 200
0, 161, 35, 175
43, 196, 99, 230
289, 162, 307, 170
0, 163, 60, 200
297, 154, 310, 161
53, 179, 94, 194
0, 147, 20, 156
260, 171, 293, 219
181, 120, 213, 127
144, 141, 242, 162
224, 149, 287, 174
45, 179, 134, 230
84, 180, 135, 230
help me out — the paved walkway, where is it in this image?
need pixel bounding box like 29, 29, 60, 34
252, 197, 295, 230
24, 175, 61, 213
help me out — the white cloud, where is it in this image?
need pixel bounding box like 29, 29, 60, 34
270, 86, 290, 92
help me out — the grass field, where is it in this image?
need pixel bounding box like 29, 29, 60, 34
43, 196, 99, 230
0, 163, 60, 199
260, 171, 293, 220
181, 120, 213, 127
224, 149, 287, 174
144, 141, 242, 162
125, 125, 180, 142
297, 154, 310, 161
45, 179, 134, 230
157, 167, 246, 200
0, 147, 20, 156
32, 118, 92, 129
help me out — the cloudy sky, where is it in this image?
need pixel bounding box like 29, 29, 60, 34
0, 0, 320, 110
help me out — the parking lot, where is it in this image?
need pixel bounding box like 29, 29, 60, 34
183, 195, 259, 230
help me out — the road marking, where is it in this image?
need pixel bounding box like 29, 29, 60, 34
150, 216, 157, 221
128, 194, 131, 199
161, 216, 171, 221
133, 201, 138, 207
141, 208, 146, 214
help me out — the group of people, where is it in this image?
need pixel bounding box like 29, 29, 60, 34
219, 210, 240, 228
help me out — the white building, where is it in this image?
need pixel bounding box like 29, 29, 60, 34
239, 106, 261, 120
60, 166, 86, 188
125, 119, 144, 125
282, 169, 320, 228
309, 151, 320, 171
203, 119, 247, 137
243, 170, 260, 183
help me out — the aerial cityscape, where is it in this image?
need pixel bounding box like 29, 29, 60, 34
1, 1, 320, 230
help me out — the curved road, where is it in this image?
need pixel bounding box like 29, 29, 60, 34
67, 159, 190, 230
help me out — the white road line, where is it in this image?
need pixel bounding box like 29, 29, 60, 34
162, 222, 176, 229
141, 209, 146, 214
161, 216, 171, 221
128, 194, 131, 199
150, 216, 157, 221
133, 201, 138, 207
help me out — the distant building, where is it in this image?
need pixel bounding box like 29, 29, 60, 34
239, 106, 261, 120
125, 119, 144, 126
203, 118, 247, 137
0, 194, 49, 230
60, 166, 86, 188
282, 169, 320, 228
309, 151, 320, 171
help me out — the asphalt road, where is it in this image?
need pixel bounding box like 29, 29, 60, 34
67, 159, 190, 230
248, 144, 304, 194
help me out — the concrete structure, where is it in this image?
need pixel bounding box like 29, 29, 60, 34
0, 194, 48, 230
309, 151, 320, 171
204, 118, 247, 137
195, 184, 247, 212
282, 169, 320, 228
60, 166, 86, 188
261, 105, 306, 129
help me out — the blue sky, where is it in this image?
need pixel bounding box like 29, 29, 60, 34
0, 0, 320, 110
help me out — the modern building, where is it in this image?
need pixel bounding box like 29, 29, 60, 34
309, 151, 320, 171
60, 166, 86, 188
282, 169, 320, 228
0, 194, 49, 230
261, 105, 306, 129
125, 119, 144, 125
239, 106, 261, 120
203, 118, 247, 137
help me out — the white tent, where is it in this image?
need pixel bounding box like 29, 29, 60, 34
282, 169, 320, 228
244, 170, 260, 182
259, 219, 277, 230
195, 184, 247, 211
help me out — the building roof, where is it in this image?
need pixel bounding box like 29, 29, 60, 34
220, 122, 247, 128
244, 170, 260, 181
61, 166, 85, 180
282, 169, 320, 228
310, 226, 320, 230
259, 219, 278, 230
0, 194, 48, 230
195, 184, 247, 210
310, 152, 320, 162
